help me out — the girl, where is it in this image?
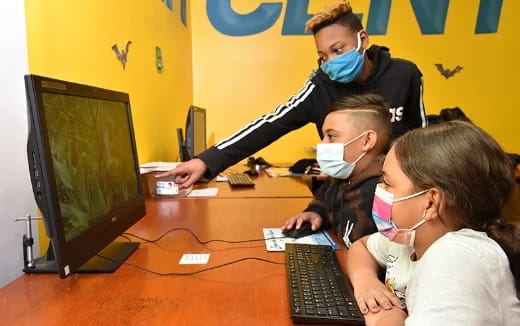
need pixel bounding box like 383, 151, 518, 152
346, 121, 520, 325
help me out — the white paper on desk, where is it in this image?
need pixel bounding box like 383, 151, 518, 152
187, 188, 219, 197
264, 167, 293, 177
216, 175, 229, 182
139, 161, 181, 174
263, 228, 339, 251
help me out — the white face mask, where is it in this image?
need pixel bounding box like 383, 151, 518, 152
316, 132, 367, 179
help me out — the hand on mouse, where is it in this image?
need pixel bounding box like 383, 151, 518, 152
282, 211, 323, 232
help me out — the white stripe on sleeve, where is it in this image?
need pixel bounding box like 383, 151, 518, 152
215, 80, 316, 150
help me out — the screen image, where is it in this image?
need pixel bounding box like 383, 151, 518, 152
42, 93, 140, 242
185, 106, 207, 160
191, 107, 206, 157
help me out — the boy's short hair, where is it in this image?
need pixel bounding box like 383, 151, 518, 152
328, 94, 393, 152
305, 1, 363, 34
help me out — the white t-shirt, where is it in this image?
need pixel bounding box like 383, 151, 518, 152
367, 229, 520, 325
367, 232, 415, 301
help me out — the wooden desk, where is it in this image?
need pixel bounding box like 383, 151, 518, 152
193, 174, 313, 198
0, 197, 351, 326
143, 167, 313, 199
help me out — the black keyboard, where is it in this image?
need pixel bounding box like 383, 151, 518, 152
227, 173, 255, 187
285, 243, 364, 325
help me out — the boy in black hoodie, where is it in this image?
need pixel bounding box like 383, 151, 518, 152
282, 93, 392, 248
162, 1, 425, 188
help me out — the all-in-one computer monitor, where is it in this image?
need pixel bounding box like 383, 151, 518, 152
24, 74, 146, 278
177, 105, 206, 162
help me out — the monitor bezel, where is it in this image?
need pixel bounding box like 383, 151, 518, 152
25, 74, 146, 278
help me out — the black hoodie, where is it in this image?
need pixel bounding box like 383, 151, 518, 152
304, 155, 385, 248
199, 45, 426, 179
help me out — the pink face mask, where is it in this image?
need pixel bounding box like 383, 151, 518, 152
372, 184, 428, 247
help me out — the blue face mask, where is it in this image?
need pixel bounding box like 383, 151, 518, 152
320, 32, 365, 83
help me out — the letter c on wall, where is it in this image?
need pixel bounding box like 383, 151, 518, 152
206, 0, 282, 36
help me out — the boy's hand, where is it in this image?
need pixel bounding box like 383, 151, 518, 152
156, 158, 207, 188
281, 211, 322, 232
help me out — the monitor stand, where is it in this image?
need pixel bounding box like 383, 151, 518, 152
23, 241, 139, 274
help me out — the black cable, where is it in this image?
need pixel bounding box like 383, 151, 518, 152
113, 228, 287, 275
96, 254, 285, 276
119, 234, 132, 242
123, 227, 286, 244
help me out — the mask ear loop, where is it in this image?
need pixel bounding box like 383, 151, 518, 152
352, 151, 367, 164
393, 189, 428, 202
355, 32, 362, 51
409, 210, 429, 232
410, 217, 427, 230
343, 131, 370, 165
343, 131, 368, 148
356, 31, 367, 56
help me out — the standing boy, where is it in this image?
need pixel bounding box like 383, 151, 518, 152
163, 1, 425, 187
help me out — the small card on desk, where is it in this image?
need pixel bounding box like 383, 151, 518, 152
179, 254, 210, 265
262, 228, 339, 251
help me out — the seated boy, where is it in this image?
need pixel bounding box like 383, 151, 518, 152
282, 93, 392, 247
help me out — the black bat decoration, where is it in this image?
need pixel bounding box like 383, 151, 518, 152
435, 64, 463, 79
112, 41, 132, 70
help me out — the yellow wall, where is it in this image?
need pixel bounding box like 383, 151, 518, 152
192, 0, 519, 162
24, 0, 519, 254
24, 0, 193, 163
24, 0, 193, 255
377, 0, 519, 153
191, 1, 321, 163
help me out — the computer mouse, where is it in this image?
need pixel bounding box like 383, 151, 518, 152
282, 222, 314, 239
244, 169, 259, 177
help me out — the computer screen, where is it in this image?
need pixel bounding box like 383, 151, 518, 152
24, 74, 146, 278
179, 105, 206, 161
